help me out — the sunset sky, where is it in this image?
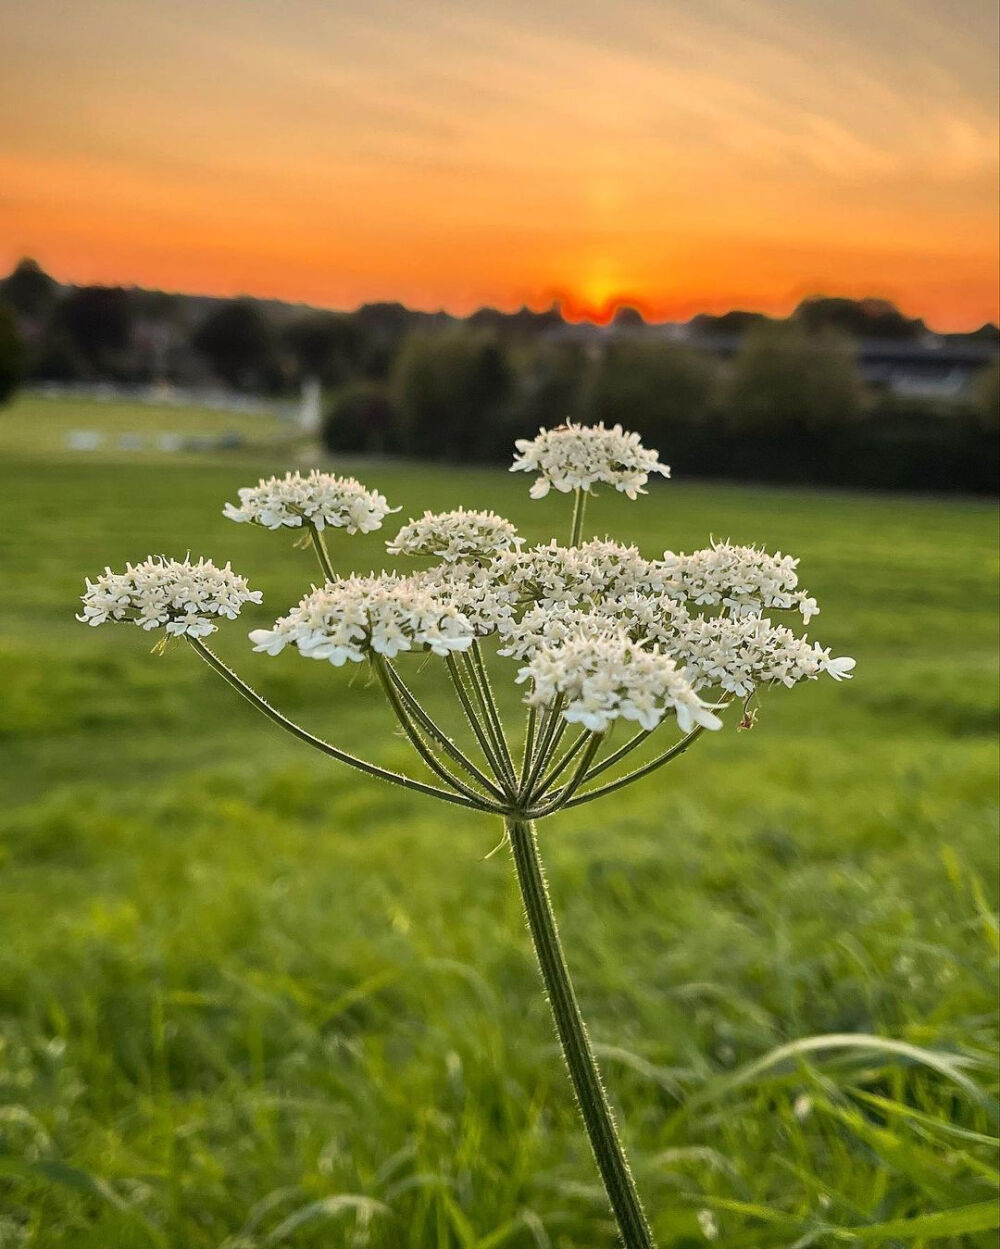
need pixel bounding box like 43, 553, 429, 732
2, 0, 997, 329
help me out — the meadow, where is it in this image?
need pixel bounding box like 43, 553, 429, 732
0, 395, 998, 1247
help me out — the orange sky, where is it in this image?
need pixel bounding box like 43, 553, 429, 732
2, 0, 998, 329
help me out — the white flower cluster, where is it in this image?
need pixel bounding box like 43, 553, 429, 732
671, 615, 855, 697
661, 541, 819, 621
223, 470, 397, 534
510, 422, 670, 499
387, 508, 522, 563
517, 629, 723, 734
492, 539, 665, 610
249, 574, 476, 665
496, 594, 689, 660
411, 562, 518, 637
78, 557, 262, 638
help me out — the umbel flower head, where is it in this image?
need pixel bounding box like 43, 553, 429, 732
223, 469, 397, 534
517, 627, 723, 734
77, 556, 261, 637
661, 540, 820, 621
387, 508, 523, 563
491, 539, 666, 612
511, 421, 670, 499
249, 573, 476, 664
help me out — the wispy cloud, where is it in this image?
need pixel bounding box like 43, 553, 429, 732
0, 0, 995, 326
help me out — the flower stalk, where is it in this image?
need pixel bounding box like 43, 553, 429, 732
506, 818, 656, 1249
570, 486, 588, 547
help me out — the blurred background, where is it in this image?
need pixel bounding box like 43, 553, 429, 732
1, 2, 997, 1247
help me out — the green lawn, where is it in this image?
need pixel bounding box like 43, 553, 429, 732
1, 397, 998, 1247
0, 393, 299, 460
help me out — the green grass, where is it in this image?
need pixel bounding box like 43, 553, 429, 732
0, 393, 297, 460
1, 397, 998, 1247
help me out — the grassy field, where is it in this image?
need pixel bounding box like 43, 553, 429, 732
0, 393, 298, 460
1, 396, 998, 1248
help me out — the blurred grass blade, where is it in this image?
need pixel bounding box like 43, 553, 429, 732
833, 1200, 1000, 1241
688, 1033, 998, 1120
263, 1194, 390, 1243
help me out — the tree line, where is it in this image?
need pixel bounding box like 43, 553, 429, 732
1, 258, 996, 493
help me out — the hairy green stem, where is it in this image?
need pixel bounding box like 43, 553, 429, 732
444, 654, 513, 790
533, 728, 590, 796
187, 639, 486, 811
562, 725, 709, 809
529, 734, 603, 818
520, 697, 564, 801
374, 659, 505, 807
383, 660, 504, 799
308, 526, 336, 583
581, 728, 653, 784
468, 641, 517, 786
569, 488, 588, 547
506, 819, 657, 1249
462, 651, 514, 788
518, 706, 537, 793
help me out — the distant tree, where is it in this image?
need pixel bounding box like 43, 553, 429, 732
0, 258, 58, 320
725, 322, 863, 433
321, 381, 398, 455
468, 305, 563, 338
517, 339, 593, 430
793, 296, 923, 340
590, 338, 716, 443
353, 302, 422, 379
54, 286, 133, 374
689, 310, 772, 338
610, 305, 645, 329
0, 299, 26, 405
971, 359, 1000, 431
391, 328, 513, 460
191, 299, 275, 390
285, 311, 361, 386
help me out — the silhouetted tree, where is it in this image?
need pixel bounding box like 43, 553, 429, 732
610, 305, 645, 329
517, 339, 593, 430
0, 258, 58, 320
392, 328, 513, 460
591, 339, 716, 445
793, 296, 923, 340
55, 286, 133, 374
285, 311, 361, 386
689, 310, 772, 338
321, 381, 398, 454
0, 299, 26, 405
191, 299, 275, 390
354, 302, 423, 379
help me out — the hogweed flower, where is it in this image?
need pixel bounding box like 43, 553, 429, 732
77, 556, 261, 637
387, 507, 522, 563
223, 469, 396, 534
511, 420, 669, 500
249, 574, 476, 664
517, 628, 723, 734
78, 425, 855, 1249
661, 539, 820, 621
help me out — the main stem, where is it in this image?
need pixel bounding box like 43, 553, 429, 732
505, 819, 657, 1249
